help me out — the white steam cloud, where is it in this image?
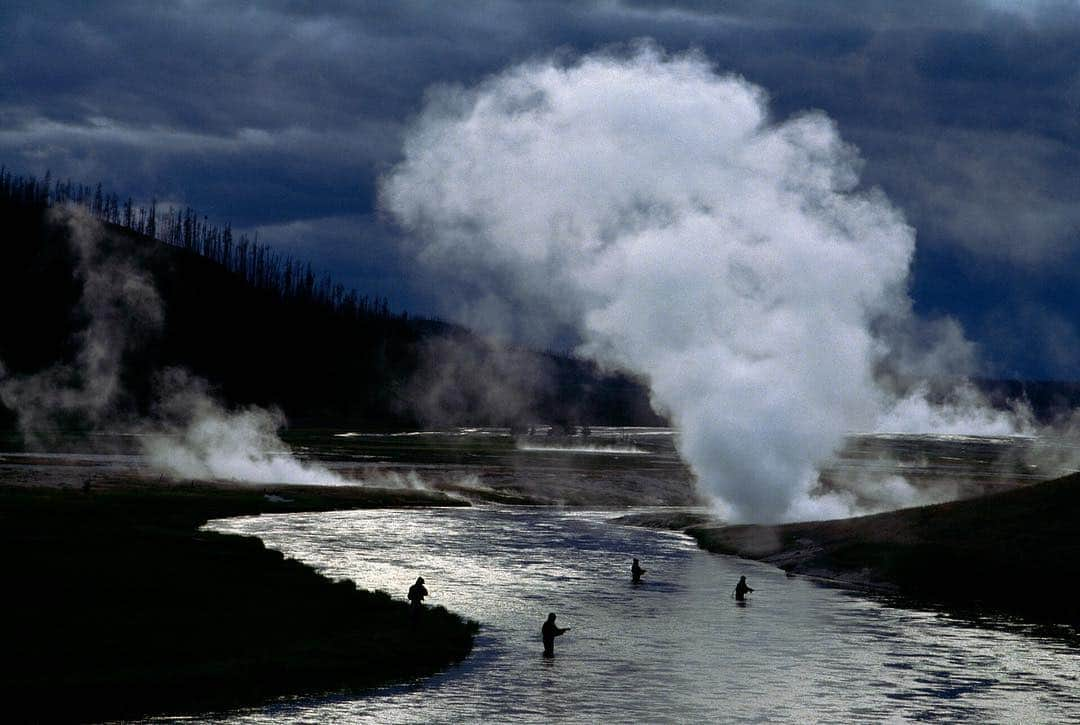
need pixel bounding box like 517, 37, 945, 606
381, 44, 1025, 522
143, 369, 345, 484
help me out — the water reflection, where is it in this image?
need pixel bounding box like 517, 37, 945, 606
194, 507, 1078, 723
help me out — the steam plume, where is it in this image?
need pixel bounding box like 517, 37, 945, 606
143, 368, 344, 484
381, 45, 1026, 522
406, 334, 550, 427
0, 206, 161, 440
0, 207, 342, 485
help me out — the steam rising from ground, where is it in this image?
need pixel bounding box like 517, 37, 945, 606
0, 208, 343, 485
407, 334, 550, 427
143, 369, 345, 484
382, 45, 1028, 522
0, 206, 161, 440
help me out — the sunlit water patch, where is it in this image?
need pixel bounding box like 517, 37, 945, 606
515, 444, 651, 455
193, 507, 1080, 723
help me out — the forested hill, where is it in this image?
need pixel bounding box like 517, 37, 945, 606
0, 171, 663, 433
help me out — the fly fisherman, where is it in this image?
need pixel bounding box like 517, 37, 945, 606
733, 575, 754, 601
631, 558, 646, 584
542, 612, 569, 657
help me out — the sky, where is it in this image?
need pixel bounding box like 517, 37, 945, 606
2, 0, 1080, 380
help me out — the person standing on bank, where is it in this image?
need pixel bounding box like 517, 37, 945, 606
542, 612, 569, 657
408, 576, 428, 614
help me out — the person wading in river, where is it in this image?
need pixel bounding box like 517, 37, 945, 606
733, 575, 754, 601
631, 557, 646, 584
542, 612, 569, 657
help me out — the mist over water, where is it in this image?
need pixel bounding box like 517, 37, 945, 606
382, 44, 1032, 522
516, 443, 650, 455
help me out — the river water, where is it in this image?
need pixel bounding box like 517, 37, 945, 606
200, 506, 1080, 723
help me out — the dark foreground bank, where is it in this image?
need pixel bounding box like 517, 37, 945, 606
0, 480, 478, 723
624, 473, 1080, 626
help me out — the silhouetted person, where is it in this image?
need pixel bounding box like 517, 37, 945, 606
734, 575, 754, 601
408, 576, 428, 614
542, 612, 569, 657
631, 558, 645, 584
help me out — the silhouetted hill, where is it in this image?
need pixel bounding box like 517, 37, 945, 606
0, 181, 664, 435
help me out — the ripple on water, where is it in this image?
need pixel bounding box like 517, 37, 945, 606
191, 507, 1080, 724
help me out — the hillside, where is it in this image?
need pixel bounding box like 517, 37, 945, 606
0, 187, 663, 436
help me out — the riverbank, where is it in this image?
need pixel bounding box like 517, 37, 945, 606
621, 472, 1080, 626
0, 479, 477, 723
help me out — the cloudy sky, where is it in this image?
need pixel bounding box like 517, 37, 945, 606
3, 0, 1079, 379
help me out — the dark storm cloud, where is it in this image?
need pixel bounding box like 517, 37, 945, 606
2, 1, 1079, 375
0, 1, 601, 231
249, 212, 440, 311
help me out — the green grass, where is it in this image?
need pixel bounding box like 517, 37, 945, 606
0, 483, 477, 723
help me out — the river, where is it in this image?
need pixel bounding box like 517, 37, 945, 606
197, 505, 1079, 723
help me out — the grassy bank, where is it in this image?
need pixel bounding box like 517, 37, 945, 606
0, 481, 477, 723
687, 473, 1080, 624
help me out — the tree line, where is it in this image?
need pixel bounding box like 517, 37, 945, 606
1, 164, 665, 430
0, 166, 398, 323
